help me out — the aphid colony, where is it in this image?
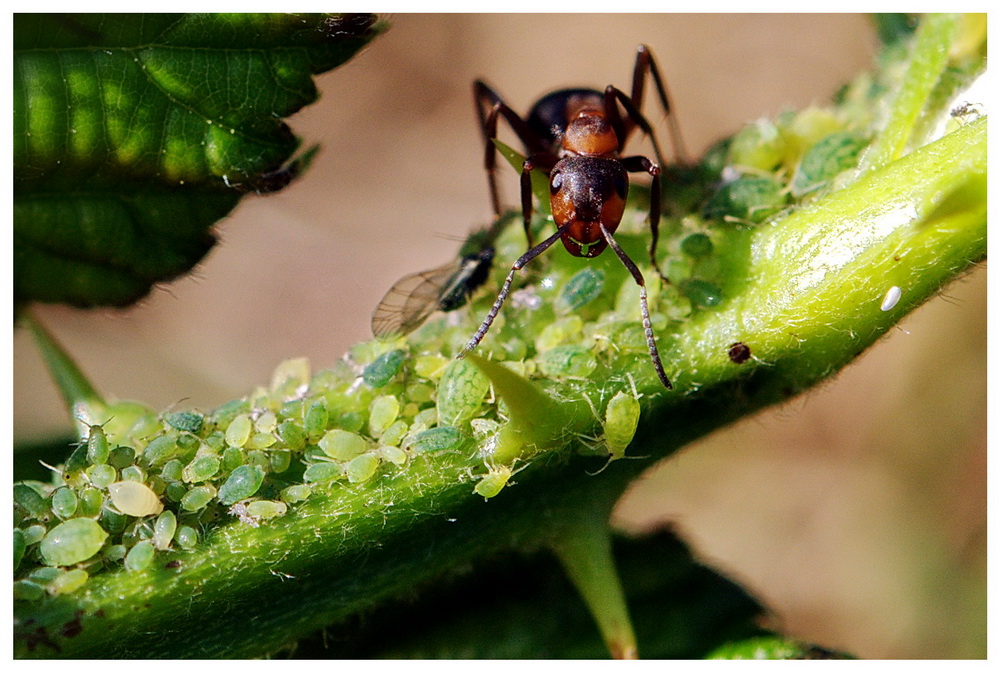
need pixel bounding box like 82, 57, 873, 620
15, 335, 625, 597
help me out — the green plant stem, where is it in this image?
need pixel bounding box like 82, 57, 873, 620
859, 13, 958, 172
549, 506, 637, 659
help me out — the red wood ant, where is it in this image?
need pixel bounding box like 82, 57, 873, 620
460, 45, 687, 389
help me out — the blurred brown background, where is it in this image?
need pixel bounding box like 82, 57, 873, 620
13, 15, 985, 658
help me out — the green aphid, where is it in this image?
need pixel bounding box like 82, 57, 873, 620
245, 500, 288, 521
100, 508, 128, 536
14, 528, 26, 571
727, 118, 787, 171
120, 465, 146, 483
412, 407, 438, 429
183, 455, 221, 483
369, 395, 400, 437
164, 410, 204, 434
791, 131, 868, 197
436, 359, 490, 427
108, 446, 136, 469
336, 410, 367, 434
276, 421, 307, 450
85, 421, 111, 465
165, 481, 188, 503
280, 484, 312, 503
103, 544, 128, 563
64, 441, 89, 473
14, 483, 49, 520
405, 382, 434, 404
221, 446, 244, 472
377, 445, 408, 466
555, 267, 606, 314
362, 349, 407, 388
269, 450, 292, 474
161, 459, 184, 482
248, 432, 277, 449
153, 511, 177, 550
180, 486, 215, 512
303, 461, 341, 483
680, 232, 714, 258
22, 524, 47, 546
255, 410, 278, 435
304, 399, 330, 441
175, 525, 199, 549
473, 464, 513, 500
218, 465, 265, 505
47, 568, 89, 596
79, 487, 104, 517
247, 450, 270, 470
535, 315, 584, 351
39, 518, 109, 567
143, 435, 184, 467
408, 426, 465, 454
87, 464, 117, 489
124, 539, 155, 572
225, 413, 253, 448
319, 429, 369, 461
51, 487, 79, 519
14, 579, 46, 602
603, 390, 641, 460
204, 431, 227, 452
346, 453, 380, 484
28, 566, 62, 584
703, 174, 787, 224
378, 420, 409, 448
537, 344, 598, 379
414, 354, 449, 380
127, 412, 164, 443
681, 279, 723, 308
210, 398, 250, 430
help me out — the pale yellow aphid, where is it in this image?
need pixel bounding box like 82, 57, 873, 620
474, 464, 514, 499
107, 481, 164, 517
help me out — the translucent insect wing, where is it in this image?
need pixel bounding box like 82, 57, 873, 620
371, 259, 464, 337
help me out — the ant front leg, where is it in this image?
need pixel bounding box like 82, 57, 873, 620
620, 155, 668, 284
629, 45, 689, 165
458, 225, 568, 358
599, 222, 672, 390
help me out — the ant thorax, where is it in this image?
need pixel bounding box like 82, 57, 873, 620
560, 110, 620, 158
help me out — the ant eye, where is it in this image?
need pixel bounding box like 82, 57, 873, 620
550, 171, 563, 193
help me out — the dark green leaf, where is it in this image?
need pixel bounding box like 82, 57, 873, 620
287, 529, 767, 659
13, 13, 383, 307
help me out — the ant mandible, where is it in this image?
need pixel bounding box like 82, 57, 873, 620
459, 44, 687, 389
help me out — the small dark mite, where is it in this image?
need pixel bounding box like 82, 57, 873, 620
459, 45, 688, 389
727, 342, 751, 364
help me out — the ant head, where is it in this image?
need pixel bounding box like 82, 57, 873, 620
561, 109, 619, 157
550, 156, 628, 257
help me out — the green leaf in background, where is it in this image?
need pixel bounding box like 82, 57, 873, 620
13, 13, 383, 308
